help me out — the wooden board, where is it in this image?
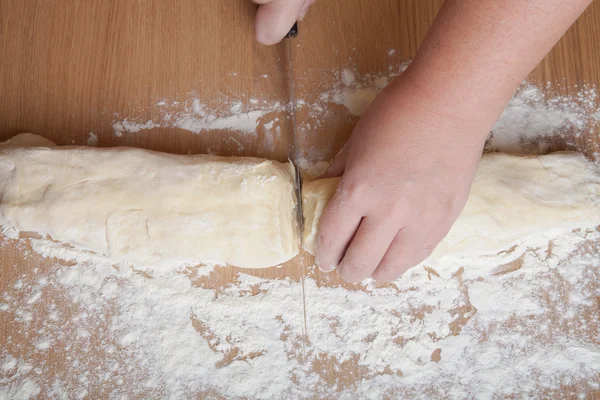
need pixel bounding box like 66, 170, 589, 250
1, 1, 600, 398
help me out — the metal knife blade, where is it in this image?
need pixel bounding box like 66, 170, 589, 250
284, 24, 303, 246
284, 23, 308, 358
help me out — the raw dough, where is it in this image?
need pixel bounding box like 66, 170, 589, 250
3, 134, 600, 269
0, 134, 298, 268
301, 177, 338, 254
302, 152, 600, 262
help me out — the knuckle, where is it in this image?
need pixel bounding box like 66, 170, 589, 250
315, 231, 332, 252
338, 178, 369, 205
421, 241, 437, 257
339, 260, 371, 282
377, 262, 397, 275
373, 263, 403, 282
346, 260, 370, 274
388, 204, 407, 221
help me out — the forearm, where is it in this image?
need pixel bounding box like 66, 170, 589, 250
400, 0, 592, 136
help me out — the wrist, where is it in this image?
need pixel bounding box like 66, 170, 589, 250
403, 63, 511, 124
380, 71, 496, 149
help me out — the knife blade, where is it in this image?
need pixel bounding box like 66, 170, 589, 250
284, 22, 308, 358
285, 23, 303, 246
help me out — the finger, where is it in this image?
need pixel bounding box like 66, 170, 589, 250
337, 216, 398, 283
255, 0, 307, 45
314, 184, 362, 272
371, 230, 433, 282
321, 141, 350, 178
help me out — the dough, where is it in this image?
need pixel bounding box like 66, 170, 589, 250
303, 152, 600, 262
0, 134, 298, 268
301, 177, 339, 254
0, 132, 57, 149
3, 134, 600, 269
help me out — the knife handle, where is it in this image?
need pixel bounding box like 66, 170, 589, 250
285, 22, 298, 38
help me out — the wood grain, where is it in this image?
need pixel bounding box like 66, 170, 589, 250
1, 0, 599, 397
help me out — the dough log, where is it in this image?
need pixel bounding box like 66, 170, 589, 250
302, 152, 600, 262
3, 134, 600, 269
0, 134, 299, 268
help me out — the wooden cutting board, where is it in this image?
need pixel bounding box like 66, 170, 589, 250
1, 1, 599, 397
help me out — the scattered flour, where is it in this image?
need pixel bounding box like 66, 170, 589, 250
174, 110, 267, 134
112, 119, 159, 137
112, 99, 285, 137
341, 69, 356, 86
323, 63, 409, 117
1, 222, 599, 398
86, 132, 98, 146
263, 120, 276, 131
107, 62, 597, 159
488, 84, 596, 153
296, 158, 330, 180
326, 67, 596, 148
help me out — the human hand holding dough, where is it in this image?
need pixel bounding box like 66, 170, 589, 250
301, 0, 593, 282
312, 74, 488, 283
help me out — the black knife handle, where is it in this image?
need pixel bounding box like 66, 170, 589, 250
285, 22, 298, 38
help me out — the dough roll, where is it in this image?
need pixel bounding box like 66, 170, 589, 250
302, 152, 600, 262
3, 134, 600, 269
0, 134, 299, 268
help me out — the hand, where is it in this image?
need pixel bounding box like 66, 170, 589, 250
315, 70, 492, 283
252, 0, 316, 45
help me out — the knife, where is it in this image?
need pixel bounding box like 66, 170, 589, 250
284, 22, 303, 248
284, 22, 308, 357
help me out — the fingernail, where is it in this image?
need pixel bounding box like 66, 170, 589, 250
317, 261, 337, 273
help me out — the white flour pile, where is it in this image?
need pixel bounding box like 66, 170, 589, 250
2, 66, 600, 398
488, 84, 598, 153
112, 98, 285, 138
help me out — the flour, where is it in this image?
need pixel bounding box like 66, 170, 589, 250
321, 66, 597, 156
112, 119, 160, 137
108, 64, 596, 158
341, 69, 356, 86
86, 132, 98, 146
108, 64, 411, 138
174, 110, 267, 134
1, 223, 599, 398
296, 157, 330, 179
112, 99, 285, 137
324, 63, 409, 117
488, 84, 596, 153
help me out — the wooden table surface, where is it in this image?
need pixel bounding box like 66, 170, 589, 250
1, 1, 600, 398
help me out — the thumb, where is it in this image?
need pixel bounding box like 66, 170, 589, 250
254, 0, 308, 45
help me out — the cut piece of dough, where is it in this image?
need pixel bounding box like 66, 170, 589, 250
0, 134, 299, 268
303, 152, 600, 262
301, 177, 339, 254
